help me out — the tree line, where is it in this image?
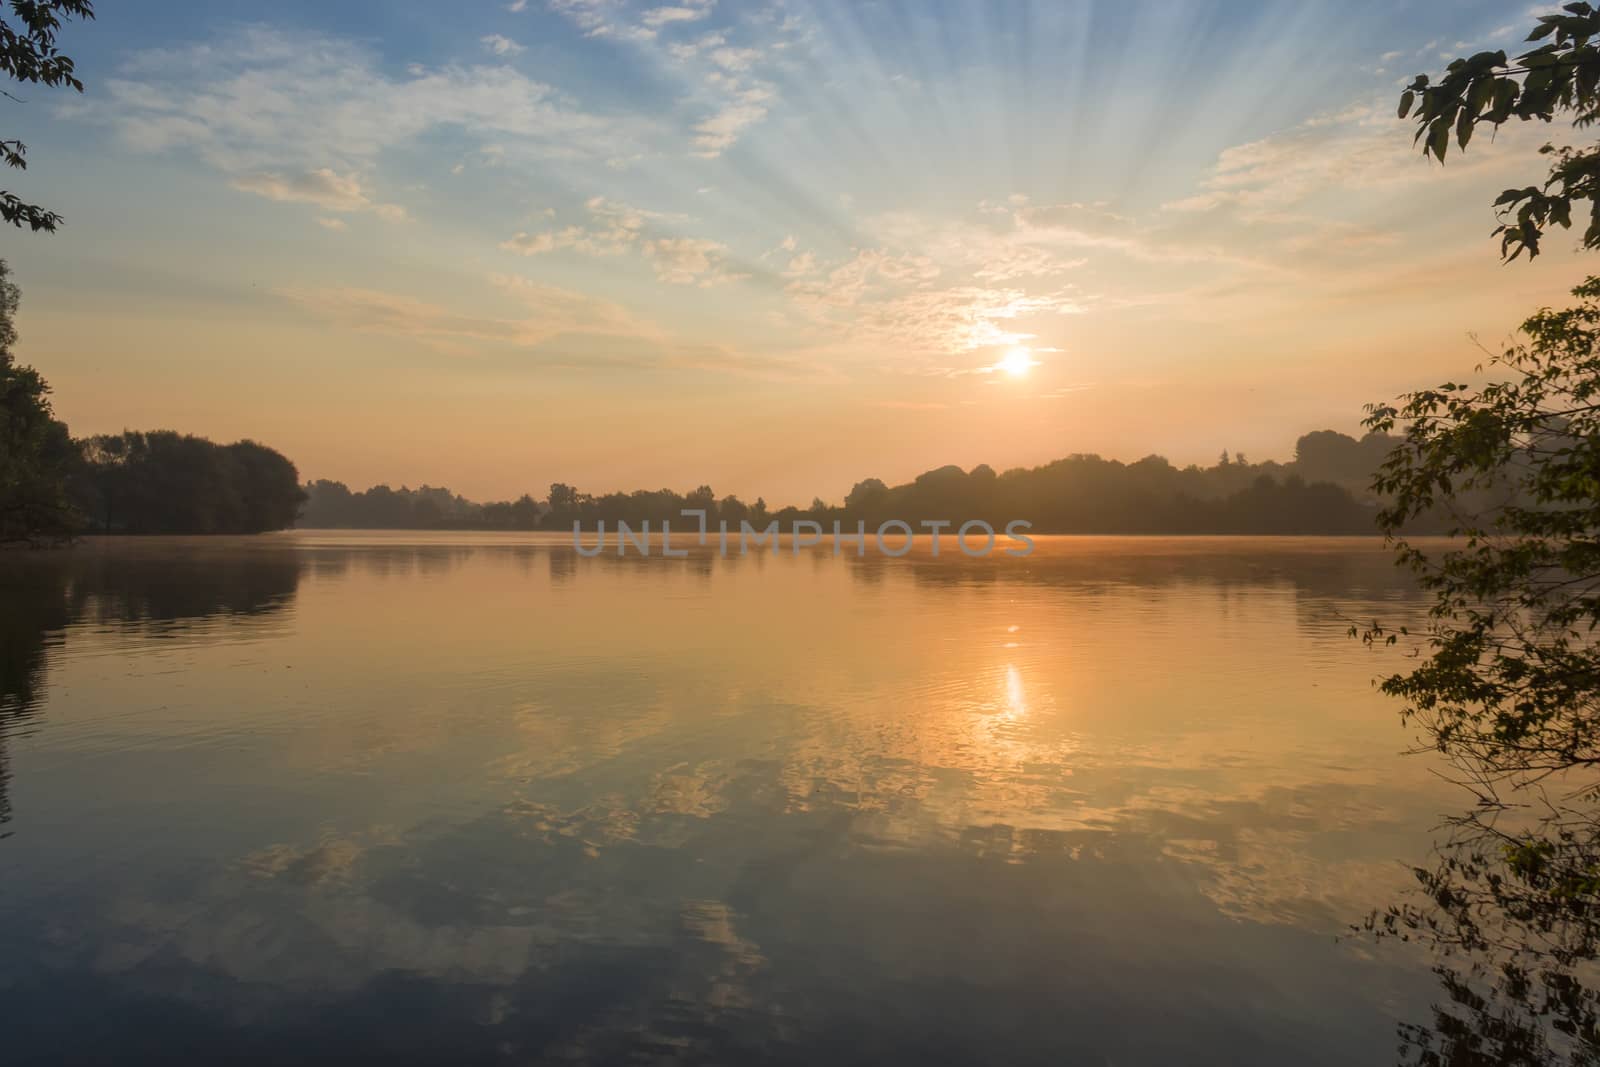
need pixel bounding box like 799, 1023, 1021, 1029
300, 430, 1408, 536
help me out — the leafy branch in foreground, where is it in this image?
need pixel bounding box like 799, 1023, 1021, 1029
1401, 3, 1600, 260
1356, 276, 1600, 1064
1363, 276, 1600, 785
0, 0, 94, 232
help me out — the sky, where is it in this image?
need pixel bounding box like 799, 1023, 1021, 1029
4, 0, 1593, 504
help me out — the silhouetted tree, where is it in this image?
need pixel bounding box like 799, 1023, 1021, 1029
76, 431, 304, 534
228, 440, 306, 534
719, 494, 749, 525
0, 260, 77, 543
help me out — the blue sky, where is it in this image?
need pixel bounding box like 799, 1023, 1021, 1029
3, 0, 1586, 502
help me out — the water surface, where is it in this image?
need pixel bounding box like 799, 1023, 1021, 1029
0, 534, 1454, 1064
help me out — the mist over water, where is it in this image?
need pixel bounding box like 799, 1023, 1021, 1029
1, 534, 1453, 1064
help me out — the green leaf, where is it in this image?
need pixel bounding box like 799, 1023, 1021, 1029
1429, 115, 1452, 160
1488, 79, 1519, 123
1467, 76, 1496, 118
1399, 90, 1415, 119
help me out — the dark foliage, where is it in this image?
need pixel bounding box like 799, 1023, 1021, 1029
74, 431, 306, 535
1360, 278, 1600, 1064
1401, 3, 1600, 260
1, 0, 94, 232
0, 259, 76, 543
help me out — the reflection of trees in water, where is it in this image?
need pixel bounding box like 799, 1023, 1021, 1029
309, 544, 475, 580
65, 552, 304, 624
1369, 798, 1600, 1066
0, 546, 304, 830
325, 537, 1419, 606
0, 564, 69, 831
843, 541, 1420, 601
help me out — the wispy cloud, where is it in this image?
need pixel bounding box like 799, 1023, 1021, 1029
78, 26, 652, 220
642, 236, 745, 286
284, 275, 664, 352
546, 0, 803, 156
480, 33, 525, 56
786, 247, 1081, 356
231, 168, 406, 220
1161, 100, 1540, 221
641, 1, 715, 30
501, 197, 743, 285
282, 274, 830, 381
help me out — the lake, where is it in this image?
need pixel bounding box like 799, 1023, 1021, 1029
0, 533, 1458, 1064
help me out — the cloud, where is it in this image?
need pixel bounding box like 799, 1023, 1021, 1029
641, 2, 715, 29
865, 211, 1090, 281
315, 216, 347, 231
481, 34, 526, 56
500, 196, 670, 256
93, 12, 804, 179
281, 275, 829, 380
230, 168, 407, 219
863, 286, 1082, 353
759, 203, 1113, 360
692, 84, 772, 156
783, 251, 815, 277
1160, 100, 1544, 224
501, 197, 740, 285
785, 246, 1080, 355
283, 275, 663, 351
82, 26, 652, 218
491, 273, 665, 337
662, 32, 779, 156
548, 0, 658, 42
642, 236, 744, 286
546, 0, 801, 155
668, 33, 765, 73
547, 0, 613, 36
506, 0, 528, 10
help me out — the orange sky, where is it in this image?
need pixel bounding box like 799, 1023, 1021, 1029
5, 1, 1588, 504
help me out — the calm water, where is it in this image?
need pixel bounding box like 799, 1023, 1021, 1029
0, 533, 1457, 1065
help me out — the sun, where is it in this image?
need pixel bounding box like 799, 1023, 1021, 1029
996, 347, 1036, 378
